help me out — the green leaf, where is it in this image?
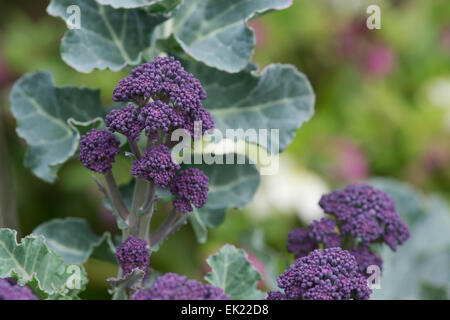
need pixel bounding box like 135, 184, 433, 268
170, 0, 292, 72
47, 0, 166, 73
0, 228, 88, 298
185, 62, 315, 154
205, 244, 265, 300
10, 71, 105, 182
32, 218, 116, 265
185, 155, 260, 243
96, 0, 181, 13
370, 188, 450, 299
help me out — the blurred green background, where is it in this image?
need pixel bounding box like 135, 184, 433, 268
0, 0, 449, 299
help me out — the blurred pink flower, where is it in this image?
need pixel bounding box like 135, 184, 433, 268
364, 44, 395, 77
245, 250, 267, 288
440, 25, 450, 54
331, 138, 369, 183
248, 20, 268, 49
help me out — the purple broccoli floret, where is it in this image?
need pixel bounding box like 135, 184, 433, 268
309, 217, 341, 248
130, 273, 229, 300
286, 228, 317, 259
115, 236, 150, 277
131, 145, 180, 188
319, 183, 410, 250
170, 168, 209, 213
278, 247, 372, 300
139, 100, 184, 135
105, 105, 142, 141
266, 291, 286, 300
79, 129, 120, 174
113, 57, 206, 112
348, 245, 383, 276
0, 279, 38, 300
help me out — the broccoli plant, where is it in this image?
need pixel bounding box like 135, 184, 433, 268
1, 0, 414, 301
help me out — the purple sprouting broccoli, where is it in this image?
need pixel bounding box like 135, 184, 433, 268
277, 247, 371, 300
309, 217, 341, 248
0, 279, 38, 300
182, 107, 215, 138
286, 228, 317, 259
266, 291, 286, 300
79, 129, 120, 174
131, 145, 180, 188
115, 236, 150, 277
348, 245, 383, 275
113, 56, 206, 112
130, 272, 229, 300
319, 183, 410, 250
105, 105, 142, 141
139, 100, 184, 135
170, 168, 209, 213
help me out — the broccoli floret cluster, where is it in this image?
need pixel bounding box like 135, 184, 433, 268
78, 129, 120, 174
170, 168, 209, 213
286, 228, 318, 259
271, 247, 371, 300
113, 56, 206, 111
309, 218, 341, 248
115, 236, 150, 277
348, 245, 383, 274
130, 273, 229, 300
139, 100, 184, 134
319, 183, 410, 250
131, 145, 181, 188
286, 184, 410, 280
105, 104, 143, 141
0, 279, 38, 300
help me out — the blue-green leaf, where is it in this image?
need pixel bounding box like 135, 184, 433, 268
169, 0, 292, 72
32, 218, 116, 265
185, 62, 315, 154
205, 244, 265, 300
0, 228, 88, 299
47, 0, 166, 72
10, 71, 104, 182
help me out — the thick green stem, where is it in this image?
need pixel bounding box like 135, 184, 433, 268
104, 172, 129, 221
149, 209, 179, 246
129, 178, 149, 236
128, 139, 141, 158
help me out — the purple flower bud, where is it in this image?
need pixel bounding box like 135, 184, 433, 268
170, 168, 209, 213
278, 247, 371, 300
309, 217, 341, 248
79, 129, 120, 174
139, 100, 183, 135
348, 245, 383, 276
266, 291, 286, 300
286, 228, 317, 259
131, 145, 180, 188
113, 57, 206, 112
105, 105, 142, 141
115, 236, 150, 277
130, 272, 229, 300
0, 279, 38, 300
319, 183, 410, 250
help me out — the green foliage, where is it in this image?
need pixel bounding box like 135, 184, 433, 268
187, 158, 260, 243
369, 178, 450, 300
205, 244, 265, 300
32, 217, 116, 265
168, 0, 292, 72
0, 229, 88, 299
10, 71, 104, 182
185, 61, 315, 153
47, 0, 166, 72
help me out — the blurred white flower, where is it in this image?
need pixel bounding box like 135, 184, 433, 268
426, 77, 450, 109
247, 155, 329, 223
